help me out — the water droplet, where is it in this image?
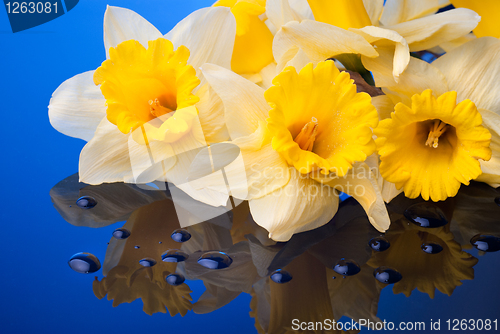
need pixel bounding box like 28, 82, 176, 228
270, 269, 293, 284
373, 267, 402, 284
421, 242, 443, 254
197, 251, 233, 269
171, 229, 192, 243
404, 203, 448, 228
470, 234, 500, 252
76, 196, 97, 209
159, 241, 162, 244
332, 276, 336, 280
369, 237, 390, 252
343, 276, 346, 279
69, 205, 72, 207
165, 273, 185, 286
495, 197, 500, 207
161, 249, 189, 263
134, 245, 140, 249
333, 259, 361, 276
139, 258, 157, 267
112, 228, 131, 240
68, 252, 101, 274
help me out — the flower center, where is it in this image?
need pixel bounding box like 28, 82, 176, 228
149, 98, 174, 118
425, 120, 449, 148
294, 117, 318, 151
94, 38, 200, 134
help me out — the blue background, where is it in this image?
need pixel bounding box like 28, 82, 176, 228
0, 1, 498, 333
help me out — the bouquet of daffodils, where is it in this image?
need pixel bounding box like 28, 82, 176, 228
49, 0, 500, 242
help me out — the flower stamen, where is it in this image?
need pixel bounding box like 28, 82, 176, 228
294, 117, 319, 151
149, 98, 174, 118
425, 119, 449, 148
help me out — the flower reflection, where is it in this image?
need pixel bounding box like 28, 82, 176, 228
367, 215, 477, 298
93, 199, 193, 316
51, 174, 499, 329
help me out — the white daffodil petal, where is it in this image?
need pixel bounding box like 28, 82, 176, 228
350, 26, 409, 80
128, 126, 177, 184
324, 162, 391, 232
103, 6, 162, 59
433, 37, 500, 115
439, 33, 476, 53
476, 109, 500, 188
165, 7, 236, 74
48, 70, 106, 142
289, 0, 314, 20
266, 0, 301, 30
381, 0, 443, 26
273, 20, 378, 73
163, 127, 229, 207
249, 169, 339, 242
201, 64, 269, 139
363, 0, 384, 26
387, 8, 480, 51
258, 62, 278, 90
279, 47, 312, 73
79, 118, 132, 185
362, 48, 448, 101
189, 122, 291, 200
195, 83, 229, 144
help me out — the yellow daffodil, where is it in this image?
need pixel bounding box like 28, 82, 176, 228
364, 37, 500, 201
368, 215, 478, 298
450, 0, 500, 38
375, 90, 491, 201
272, 0, 480, 81
49, 6, 237, 206
196, 61, 390, 241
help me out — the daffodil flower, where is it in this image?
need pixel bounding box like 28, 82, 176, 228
197, 61, 390, 241
49, 6, 237, 206
364, 37, 500, 201
272, 0, 480, 81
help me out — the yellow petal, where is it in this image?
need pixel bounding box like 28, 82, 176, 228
94, 38, 200, 134
307, 0, 372, 30
249, 168, 339, 241
450, 0, 500, 38
214, 0, 274, 74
